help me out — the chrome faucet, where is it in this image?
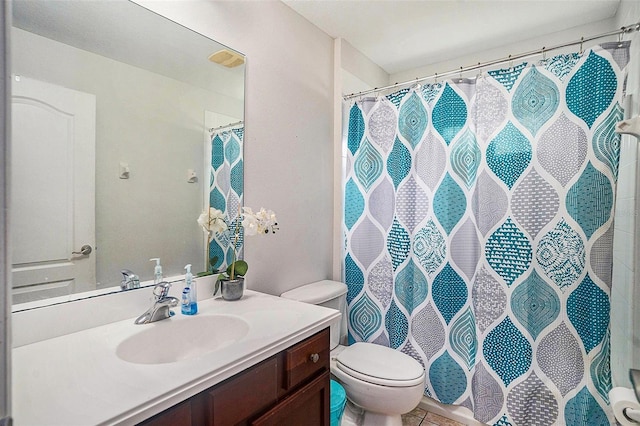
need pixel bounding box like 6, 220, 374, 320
120, 269, 140, 291
134, 282, 179, 325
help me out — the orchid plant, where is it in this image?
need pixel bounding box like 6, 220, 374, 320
197, 206, 278, 281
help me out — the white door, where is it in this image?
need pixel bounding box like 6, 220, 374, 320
11, 76, 96, 304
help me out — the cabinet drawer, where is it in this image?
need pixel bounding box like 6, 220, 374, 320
283, 328, 329, 390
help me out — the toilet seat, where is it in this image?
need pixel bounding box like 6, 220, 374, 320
336, 342, 425, 387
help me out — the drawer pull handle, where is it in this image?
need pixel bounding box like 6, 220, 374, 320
309, 353, 320, 363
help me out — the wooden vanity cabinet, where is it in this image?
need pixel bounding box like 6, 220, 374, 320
252, 371, 330, 426
139, 400, 193, 426
139, 328, 330, 426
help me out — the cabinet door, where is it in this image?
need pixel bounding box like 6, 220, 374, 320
137, 400, 191, 426
251, 371, 330, 426
207, 357, 278, 425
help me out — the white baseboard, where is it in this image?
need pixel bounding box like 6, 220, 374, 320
418, 396, 487, 426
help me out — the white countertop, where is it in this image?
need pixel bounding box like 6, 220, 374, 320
12, 290, 341, 426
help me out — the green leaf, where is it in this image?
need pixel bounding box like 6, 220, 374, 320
226, 260, 248, 278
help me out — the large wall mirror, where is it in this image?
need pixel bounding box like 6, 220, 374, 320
11, 0, 245, 308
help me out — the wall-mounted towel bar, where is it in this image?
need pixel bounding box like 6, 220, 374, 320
616, 116, 640, 139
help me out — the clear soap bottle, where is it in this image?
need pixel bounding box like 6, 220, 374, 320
150, 258, 163, 284
181, 264, 198, 315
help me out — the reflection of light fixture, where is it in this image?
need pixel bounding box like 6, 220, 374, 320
208, 49, 244, 68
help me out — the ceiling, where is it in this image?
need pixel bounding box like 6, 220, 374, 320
283, 0, 621, 75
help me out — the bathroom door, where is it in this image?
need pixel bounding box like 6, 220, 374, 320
11, 76, 96, 303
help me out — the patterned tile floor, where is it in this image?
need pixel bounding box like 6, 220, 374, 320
401, 407, 466, 426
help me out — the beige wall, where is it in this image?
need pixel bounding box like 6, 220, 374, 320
390, 18, 618, 83
341, 38, 389, 94
1, 2, 10, 419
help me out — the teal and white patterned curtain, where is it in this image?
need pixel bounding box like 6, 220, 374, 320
343, 42, 630, 426
209, 126, 244, 271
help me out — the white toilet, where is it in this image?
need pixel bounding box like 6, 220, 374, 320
281, 280, 426, 426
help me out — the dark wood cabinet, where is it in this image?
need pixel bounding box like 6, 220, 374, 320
138, 328, 330, 426
282, 329, 330, 392
139, 400, 192, 426
252, 371, 330, 426
204, 357, 278, 425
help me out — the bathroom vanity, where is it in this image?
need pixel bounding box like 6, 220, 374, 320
140, 328, 330, 425
11, 290, 340, 425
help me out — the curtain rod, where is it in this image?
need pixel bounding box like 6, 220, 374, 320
343, 22, 640, 101
208, 120, 244, 133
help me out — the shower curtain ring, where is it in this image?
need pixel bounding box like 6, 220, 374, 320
579, 36, 584, 55
618, 33, 624, 47
458, 67, 463, 83
477, 63, 484, 80
542, 47, 546, 61
508, 55, 513, 72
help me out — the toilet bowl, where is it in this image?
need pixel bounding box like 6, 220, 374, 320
281, 281, 426, 426
330, 343, 425, 426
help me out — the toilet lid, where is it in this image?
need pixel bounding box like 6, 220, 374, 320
336, 343, 425, 387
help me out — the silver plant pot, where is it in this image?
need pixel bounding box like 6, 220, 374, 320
219, 277, 244, 301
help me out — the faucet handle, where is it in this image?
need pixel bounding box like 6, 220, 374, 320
153, 282, 172, 299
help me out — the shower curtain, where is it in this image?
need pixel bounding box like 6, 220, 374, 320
343, 42, 630, 426
209, 125, 244, 272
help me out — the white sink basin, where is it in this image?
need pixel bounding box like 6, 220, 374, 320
116, 315, 250, 364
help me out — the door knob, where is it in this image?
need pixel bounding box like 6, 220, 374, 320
72, 245, 92, 256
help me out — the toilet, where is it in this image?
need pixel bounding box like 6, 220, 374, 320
281, 280, 426, 426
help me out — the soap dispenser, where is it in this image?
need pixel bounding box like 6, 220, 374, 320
181, 264, 198, 315
150, 258, 163, 284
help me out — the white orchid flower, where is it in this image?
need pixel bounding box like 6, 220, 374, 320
242, 207, 278, 235
197, 206, 277, 279
242, 214, 259, 236
197, 208, 227, 236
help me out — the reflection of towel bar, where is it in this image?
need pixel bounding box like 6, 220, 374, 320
616, 116, 640, 139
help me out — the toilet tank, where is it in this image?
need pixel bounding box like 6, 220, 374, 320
281, 280, 347, 349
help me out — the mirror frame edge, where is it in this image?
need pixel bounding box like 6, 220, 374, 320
1, 0, 12, 422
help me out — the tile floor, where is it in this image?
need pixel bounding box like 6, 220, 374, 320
401, 407, 465, 426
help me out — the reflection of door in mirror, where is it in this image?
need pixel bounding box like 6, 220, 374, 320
11, 76, 96, 304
